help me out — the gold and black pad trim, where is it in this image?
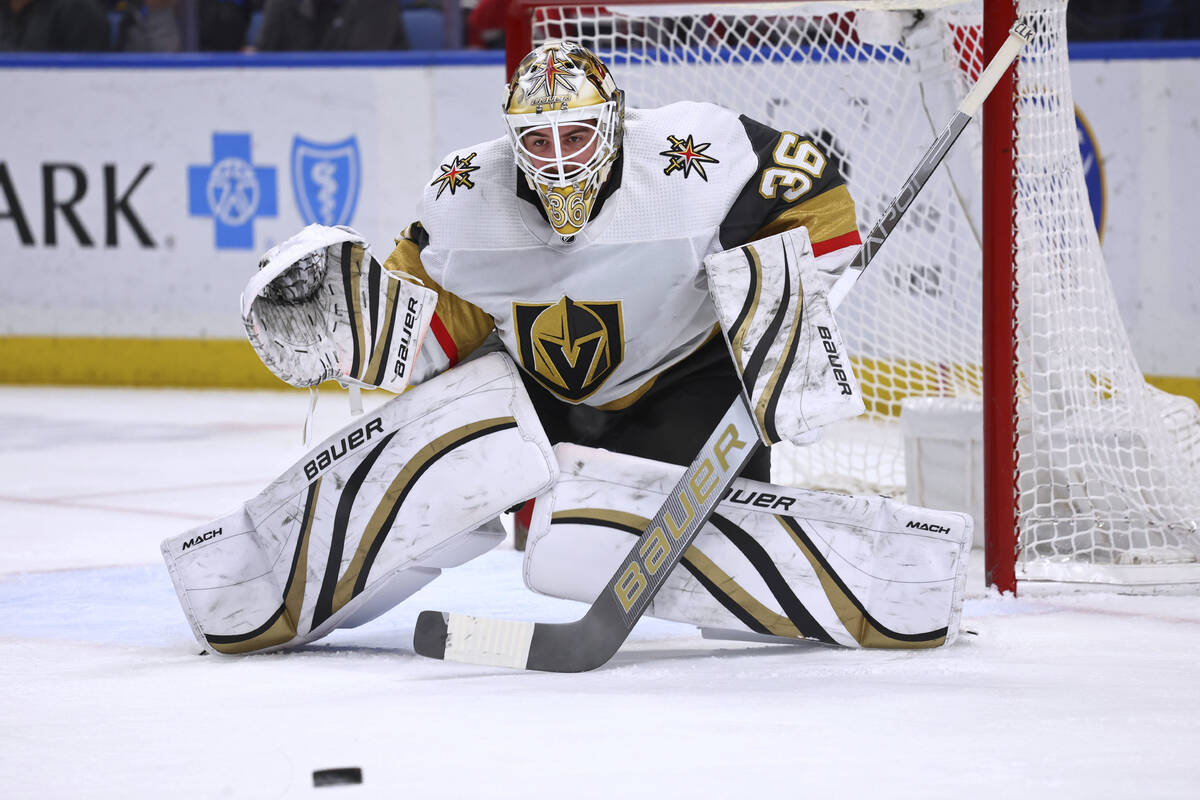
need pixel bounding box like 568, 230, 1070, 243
341, 242, 370, 381
311, 417, 520, 628
736, 243, 801, 444
728, 245, 763, 376
706, 512, 833, 643
550, 508, 832, 642
363, 274, 403, 387
776, 516, 948, 649
204, 478, 323, 654
754, 246, 803, 446
312, 432, 399, 628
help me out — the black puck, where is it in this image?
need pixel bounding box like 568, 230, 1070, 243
313, 767, 363, 787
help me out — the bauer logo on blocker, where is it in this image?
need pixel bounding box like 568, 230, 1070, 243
291, 135, 361, 227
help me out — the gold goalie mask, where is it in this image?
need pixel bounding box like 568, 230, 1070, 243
504, 40, 624, 238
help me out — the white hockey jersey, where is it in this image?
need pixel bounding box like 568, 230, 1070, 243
385, 101, 861, 408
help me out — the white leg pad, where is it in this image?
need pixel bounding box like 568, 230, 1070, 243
524, 444, 972, 649
161, 353, 556, 655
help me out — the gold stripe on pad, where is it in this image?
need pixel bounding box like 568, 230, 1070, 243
754, 264, 803, 441
777, 516, 946, 649
362, 276, 401, 384
347, 244, 370, 380
683, 546, 801, 638
207, 478, 322, 654
730, 246, 764, 375
551, 508, 799, 637
328, 417, 518, 616
551, 508, 649, 531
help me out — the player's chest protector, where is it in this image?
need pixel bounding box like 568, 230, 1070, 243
448, 226, 717, 405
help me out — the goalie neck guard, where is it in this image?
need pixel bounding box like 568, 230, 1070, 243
503, 40, 624, 239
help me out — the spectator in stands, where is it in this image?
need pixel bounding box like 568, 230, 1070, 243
0, 0, 110, 50
198, 0, 255, 50
254, 0, 407, 50
109, 0, 183, 51
465, 0, 506, 49
1067, 0, 1200, 41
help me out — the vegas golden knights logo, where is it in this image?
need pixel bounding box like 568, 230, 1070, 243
513, 297, 624, 402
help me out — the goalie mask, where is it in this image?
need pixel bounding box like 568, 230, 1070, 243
504, 40, 624, 238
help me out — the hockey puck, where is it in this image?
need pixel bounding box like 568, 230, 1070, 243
313, 767, 362, 787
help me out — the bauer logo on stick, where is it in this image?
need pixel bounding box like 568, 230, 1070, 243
612, 421, 750, 617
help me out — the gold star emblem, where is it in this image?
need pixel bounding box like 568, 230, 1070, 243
660, 135, 719, 181
520, 48, 583, 99
430, 153, 480, 199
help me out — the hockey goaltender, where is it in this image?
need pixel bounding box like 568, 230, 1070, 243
160, 41, 973, 667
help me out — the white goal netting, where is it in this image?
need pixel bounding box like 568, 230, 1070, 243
523, 0, 1200, 586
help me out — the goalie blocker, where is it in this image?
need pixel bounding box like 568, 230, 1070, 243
521, 444, 972, 650
161, 354, 556, 655
705, 225, 865, 446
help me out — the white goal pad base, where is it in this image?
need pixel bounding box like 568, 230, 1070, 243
161, 353, 557, 654
524, 444, 973, 648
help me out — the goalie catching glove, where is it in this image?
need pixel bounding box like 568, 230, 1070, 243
242, 224, 438, 392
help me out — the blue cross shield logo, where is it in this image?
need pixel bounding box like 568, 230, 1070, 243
291, 136, 361, 227
188, 133, 278, 249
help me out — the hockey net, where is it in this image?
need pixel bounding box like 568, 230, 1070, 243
507, 0, 1200, 591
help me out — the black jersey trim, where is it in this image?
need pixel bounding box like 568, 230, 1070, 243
718, 116, 848, 250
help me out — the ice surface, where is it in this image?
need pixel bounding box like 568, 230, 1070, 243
2, 386, 1199, 798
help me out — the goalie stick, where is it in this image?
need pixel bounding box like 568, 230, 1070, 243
412, 20, 1033, 673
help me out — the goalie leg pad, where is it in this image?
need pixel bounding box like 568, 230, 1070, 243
524, 444, 972, 649
161, 353, 556, 655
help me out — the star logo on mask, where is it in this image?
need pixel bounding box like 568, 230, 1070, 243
430, 152, 480, 199
520, 49, 583, 100
660, 135, 719, 181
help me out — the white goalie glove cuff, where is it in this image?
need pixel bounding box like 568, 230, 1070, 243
242, 223, 437, 392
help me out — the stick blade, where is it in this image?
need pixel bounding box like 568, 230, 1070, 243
413, 610, 536, 669
412, 610, 449, 659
